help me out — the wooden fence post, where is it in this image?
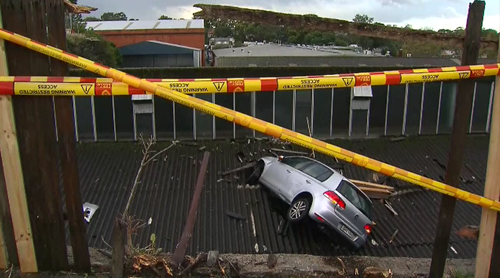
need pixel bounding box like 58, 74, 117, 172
45, 0, 91, 272
0, 0, 71, 271
429, 1, 484, 277
475, 36, 500, 278
0, 4, 37, 273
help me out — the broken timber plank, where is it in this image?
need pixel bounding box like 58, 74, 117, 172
350, 179, 395, 191
269, 148, 309, 155
172, 151, 210, 266
220, 162, 255, 176
0, 6, 37, 273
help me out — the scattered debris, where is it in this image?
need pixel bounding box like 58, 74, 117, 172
226, 211, 246, 220
350, 179, 395, 192
384, 200, 398, 216
207, 250, 219, 267
237, 184, 261, 190
450, 246, 458, 254
132, 254, 173, 276
390, 136, 406, 142
147, 217, 152, 225
199, 146, 206, 151
178, 253, 205, 276
220, 163, 256, 176
269, 148, 309, 156
363, 266, 393, 278
355, 268, 359, 276
456, 225, 479, 240
236, 151, 245, 163
389, 229, 399, 244
337, 257, 347, 275
267, 254, 278, 269
218, 259, 227, 277
371, 239, 379, 246
83, 202, 99, 223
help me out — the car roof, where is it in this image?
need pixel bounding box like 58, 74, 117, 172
282, 155, 372, 203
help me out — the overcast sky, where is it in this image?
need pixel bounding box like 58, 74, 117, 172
79, 0, 499, 31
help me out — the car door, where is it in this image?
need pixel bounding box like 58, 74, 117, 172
270, 157, 314, 201
285, 160, 335, 202
283, 169, 307, 202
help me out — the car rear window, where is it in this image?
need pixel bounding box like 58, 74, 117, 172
281, 157, 314, 170
337, 180, 372, 218
301, 163, 334, 182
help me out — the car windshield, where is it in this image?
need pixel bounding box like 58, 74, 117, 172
337, 179, 372, 219
281, 157, 333, 182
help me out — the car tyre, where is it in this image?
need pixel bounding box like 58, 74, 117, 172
287, 197, 311, 223
246, 160, 264, 185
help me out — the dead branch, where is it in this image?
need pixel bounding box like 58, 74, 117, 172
178, 253, 203, 276
122, 134, 175, 220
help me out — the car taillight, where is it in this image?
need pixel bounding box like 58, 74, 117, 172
364, 224, 372, 234
323, 191, 345, 209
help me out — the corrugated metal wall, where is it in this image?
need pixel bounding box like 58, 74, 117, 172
68, 79, 495, 142
122, 54, 195, 68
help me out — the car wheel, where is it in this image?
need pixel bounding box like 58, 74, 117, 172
246, 160, 264, 185
287, 197, 311, 223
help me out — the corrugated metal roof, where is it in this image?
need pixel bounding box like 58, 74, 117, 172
85, 19, 204, 31
119, 40, 200, 56
74, 135, 488, 258
213, 45, 362, 57
214, 56, 495, 67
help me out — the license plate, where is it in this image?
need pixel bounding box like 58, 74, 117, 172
340, 224, 356, 240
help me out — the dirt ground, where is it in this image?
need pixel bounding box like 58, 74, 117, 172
1, 247, 475, 277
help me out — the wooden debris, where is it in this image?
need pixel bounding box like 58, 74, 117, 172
63, 0, 97, 14
132, 254, 173, 276
384, 200, 398, 216
456, 225, 479, 240
350, 179, 395, 191
337, 257, 347, 275
389, 229, 399, 244
362, 266, 393, 278
220, 163, 255, 176
269, 148, 309, 155
178, 253, 204, 276
226, 211, 246, 220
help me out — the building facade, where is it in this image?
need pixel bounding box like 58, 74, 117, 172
119, 41, 202, 68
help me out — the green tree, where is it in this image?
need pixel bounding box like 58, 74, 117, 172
353, 14, 374, 24
84, 16, 101, 22
101, 12, 127, 21
158, 15, 173, 20
67, 30, 122, 67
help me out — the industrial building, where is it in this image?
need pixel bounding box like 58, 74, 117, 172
119, 40, 202, 68
85, 20, 206, 66
212, 44, 495, 67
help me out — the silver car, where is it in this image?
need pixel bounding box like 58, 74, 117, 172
248, 155, 373, 249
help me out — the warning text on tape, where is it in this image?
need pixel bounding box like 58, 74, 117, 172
14, 82, 95, 96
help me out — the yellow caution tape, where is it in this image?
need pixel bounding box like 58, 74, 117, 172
1, 28, 499, 212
